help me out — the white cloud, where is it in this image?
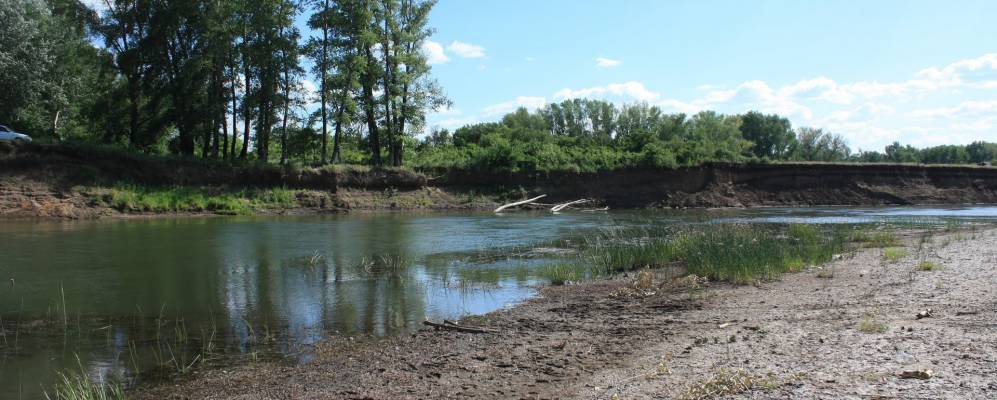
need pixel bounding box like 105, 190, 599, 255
482, 96, 547, 116
910, 100, 997, 118
421, 40, 449, 65
447, 41, 486, 59
554, 81, 659, 102
595, 57, 622, 68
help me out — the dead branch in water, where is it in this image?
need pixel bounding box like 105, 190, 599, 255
423, 320, 499, 334
494, 195, 547, 213
551, 199, 590, 212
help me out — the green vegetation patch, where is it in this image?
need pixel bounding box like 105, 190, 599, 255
851, 230, 901, 248
97, 185, 299, 215
882, 247, 908, 263
580, 223, 847, 285
916, 261, 940, 271
858, 315, 888, 334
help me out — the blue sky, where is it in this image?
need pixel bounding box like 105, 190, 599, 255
421, 0, 997, 151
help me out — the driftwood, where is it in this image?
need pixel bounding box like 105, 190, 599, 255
494, 194, 547, 213
423, 320, 499, 334
551, 199, 590, 212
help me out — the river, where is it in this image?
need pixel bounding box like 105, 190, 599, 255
2, 206, 996, 398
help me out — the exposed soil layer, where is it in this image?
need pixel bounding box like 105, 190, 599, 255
5, 142, 997, 218
134, 229, 997, 399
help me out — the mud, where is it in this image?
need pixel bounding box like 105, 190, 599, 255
134, 229, 997, 399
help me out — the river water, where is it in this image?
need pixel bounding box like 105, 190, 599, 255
2, 206, 996, 398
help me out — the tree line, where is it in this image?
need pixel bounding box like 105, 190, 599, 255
411, 99, 997, 173
1, 0, 446, 166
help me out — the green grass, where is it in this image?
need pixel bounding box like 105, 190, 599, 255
99, 185, 299, 214
858, 315, 888, 334
45, 357, 125, 400
883, 247, 908, 263
578, 223, 848, 285
916, 261, 939, 271
539, 263, 582, 285
850, 230, 900, 248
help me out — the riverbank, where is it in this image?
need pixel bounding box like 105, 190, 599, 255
5, 142, 997, 218
133, 228, 997, 399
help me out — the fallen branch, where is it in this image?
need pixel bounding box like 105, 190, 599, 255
423, 320, 499, 334
551, 199, 590, 212
494, 194, 547, 213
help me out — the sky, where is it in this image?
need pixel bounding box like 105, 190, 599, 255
419, 0, 997, 151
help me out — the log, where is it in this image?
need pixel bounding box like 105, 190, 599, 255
494, 195, 547, 213
551, 199, 590, 212
423, 320, 499, 334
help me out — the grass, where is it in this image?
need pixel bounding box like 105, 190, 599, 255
546, 224, 852, 285
45, 356, 125, 400
916, 261, 939, 271
681, 368, 780, 400
858, 315, 888, 334
850, 230, 900, 248
98, 185, 299, 214
882, 247, 908, 263
539, 263, 582, 285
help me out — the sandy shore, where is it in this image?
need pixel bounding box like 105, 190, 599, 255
136, 228, 997, 399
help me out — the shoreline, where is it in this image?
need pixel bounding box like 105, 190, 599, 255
132, 227, 997, 399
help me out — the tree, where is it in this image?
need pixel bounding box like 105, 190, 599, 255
796, 127, 850, 161
739, 111, 795, 159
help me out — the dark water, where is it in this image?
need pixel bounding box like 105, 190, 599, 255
2, 206, 997, 398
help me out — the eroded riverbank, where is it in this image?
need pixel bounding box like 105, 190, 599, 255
7, 143, 997, 219
132, 228, 997, 399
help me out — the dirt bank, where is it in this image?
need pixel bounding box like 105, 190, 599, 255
5, 142, 997, 218
134, 229, 997, 399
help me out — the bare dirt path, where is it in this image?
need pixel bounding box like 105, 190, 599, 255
137, 229, 997, 399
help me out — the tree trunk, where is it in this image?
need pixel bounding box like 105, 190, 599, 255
382, 5, 395, 166
240, 40, 251, 159
229, 68, 239, 160
280, 59, 290, 165
320, 0, 329, 164
363, 44, 381, 166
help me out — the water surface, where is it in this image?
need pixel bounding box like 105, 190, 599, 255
2, 206, 996, 398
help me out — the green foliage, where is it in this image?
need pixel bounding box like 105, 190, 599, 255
101, 185, 298, 214
579, 224, 847, 284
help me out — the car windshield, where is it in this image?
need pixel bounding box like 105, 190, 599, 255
0, 126, 8, 132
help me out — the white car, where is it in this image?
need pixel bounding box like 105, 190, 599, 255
0, 125, 32, 142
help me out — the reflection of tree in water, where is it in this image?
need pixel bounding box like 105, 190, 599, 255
214, 215, 428, 355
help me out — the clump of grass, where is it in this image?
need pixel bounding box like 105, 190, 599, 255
858, 315, 888, 334
580, 224, 847, 285
915, 261, 939, 271
674, 224, 844, 284
882, 247, 908, 263
539, 263, 582, 285
682, 368, 779, 400
45, 356, 125, 400
851, 230, 900, 248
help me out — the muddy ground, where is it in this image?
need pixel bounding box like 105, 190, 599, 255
134, 229, 997, 399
